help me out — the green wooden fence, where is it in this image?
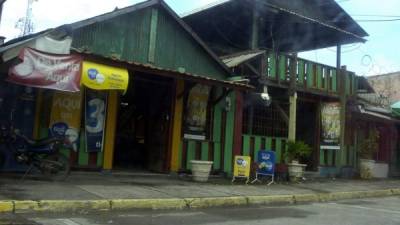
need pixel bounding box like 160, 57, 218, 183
266, 51, 356, 95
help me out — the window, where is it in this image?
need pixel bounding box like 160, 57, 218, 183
243, 103, 288, 137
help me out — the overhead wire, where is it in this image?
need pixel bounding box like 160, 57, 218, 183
355, 18, 400, 22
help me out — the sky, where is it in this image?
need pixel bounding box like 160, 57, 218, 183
0, 0, 399, 77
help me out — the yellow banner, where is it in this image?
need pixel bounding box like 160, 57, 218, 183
49, 91, 83, 151
233, 156, 251, 178
81, 61, 129, 92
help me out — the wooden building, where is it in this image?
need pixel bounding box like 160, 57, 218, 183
0, 0, 251, 174
183, 0, 369, 175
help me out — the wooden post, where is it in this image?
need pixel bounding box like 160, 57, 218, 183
288, 53, 298, 142
170, 80, 184, 172
339, 65, 347, 168
337, 45, 342, 70
315, 100, 322, 170
103, 90, 119, 170
288, 94, 297, 142
250, 1, 259, 49
148, 8, 159, 63
233, 91, 244, 157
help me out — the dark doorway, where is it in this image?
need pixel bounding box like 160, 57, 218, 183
114, 73, 173, 172
296, 100, 319, 171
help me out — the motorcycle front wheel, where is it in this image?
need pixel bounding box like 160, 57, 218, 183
41, 153, 70, 181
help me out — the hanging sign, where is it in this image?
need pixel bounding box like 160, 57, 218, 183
49, 91, 83, 151
85, 89, 107, 153
257, 150, 276, 176
8, 48, 82, 92
321, 102, 341, 150
184, 84, 210, 140
233, 156, 251, 181
81, 61, 129, 93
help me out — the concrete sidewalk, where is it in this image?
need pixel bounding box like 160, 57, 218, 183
0, 172, 399, 213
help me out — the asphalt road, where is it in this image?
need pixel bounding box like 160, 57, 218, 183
2, 197, 400, 225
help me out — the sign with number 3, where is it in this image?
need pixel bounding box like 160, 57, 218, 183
85, 89, 107, 153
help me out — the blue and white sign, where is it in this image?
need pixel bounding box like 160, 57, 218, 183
85, 89, 107, 153
257, 150, 276, 176
50, 122, 69, 137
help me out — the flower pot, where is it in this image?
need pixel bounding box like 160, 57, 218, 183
288, 162, 307, 182
371, 162, 388, 178
360, 159, 375, 179
190, 160, 213, 182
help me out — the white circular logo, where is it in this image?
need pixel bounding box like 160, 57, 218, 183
96, 73, 105, 84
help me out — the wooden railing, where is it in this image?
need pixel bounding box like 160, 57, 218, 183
264, 51, 358, 97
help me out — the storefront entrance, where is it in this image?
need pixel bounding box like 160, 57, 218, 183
297, 100, 319, 171
114, 73, 174, 172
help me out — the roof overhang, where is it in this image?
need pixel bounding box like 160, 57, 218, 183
353, 104, 400, 124
220, 50, 265, 68
183, 0, 368, 54
75, 50, 254, 91
1, 0, 234, 82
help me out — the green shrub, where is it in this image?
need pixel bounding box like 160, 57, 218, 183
358, 129, 379, 160
285, 140, 312, 163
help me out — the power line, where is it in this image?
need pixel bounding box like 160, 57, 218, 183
352, 14, 400, 18
355, 18, 400, 22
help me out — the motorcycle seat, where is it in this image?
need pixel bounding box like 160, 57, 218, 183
19, 135, 61, 147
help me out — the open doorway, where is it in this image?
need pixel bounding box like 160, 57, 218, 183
114, 73, 174, 172
296, 100, 319, 171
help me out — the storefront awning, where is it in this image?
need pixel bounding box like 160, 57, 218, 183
76, 50, 253, 91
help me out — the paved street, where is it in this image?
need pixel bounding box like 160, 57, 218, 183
2, 196, 400, 225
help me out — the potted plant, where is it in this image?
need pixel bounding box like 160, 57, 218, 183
358, 129, 379, 179
190, 160, 213, 182
285, 141, 312, 182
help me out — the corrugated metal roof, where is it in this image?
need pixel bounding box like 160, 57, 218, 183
357, 105, 398, 123
67, 0, 231, 76
221, 50, 265, 68
183, 0, 367, 52
263, 1, 366, 42
1, 0, 233, 80
358, 93, 391, 108
75, 49, 253, 90
182, 0, 367, 40
180, 0, 231, 17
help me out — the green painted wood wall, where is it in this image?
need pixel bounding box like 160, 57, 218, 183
72, 6, 228, 80
242, 135, 288, 163
265, 52, 359, 96
180, 89, 236, 175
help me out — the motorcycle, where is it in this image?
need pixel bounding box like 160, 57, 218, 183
0, 122, 71, 181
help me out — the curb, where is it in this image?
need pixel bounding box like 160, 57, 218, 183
1, 188, 399, 214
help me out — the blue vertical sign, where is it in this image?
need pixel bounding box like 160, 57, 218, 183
85, 89, 107, 153
257, 150, 276, 176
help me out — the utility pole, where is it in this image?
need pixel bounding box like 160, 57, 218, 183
0, 0, 6, 44
15, 0, 37, 37
0, 0, 6, 26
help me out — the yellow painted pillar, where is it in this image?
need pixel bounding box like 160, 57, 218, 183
288, 92, 297, 142
103, 90, 119, 170
170, 80, 184, 172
